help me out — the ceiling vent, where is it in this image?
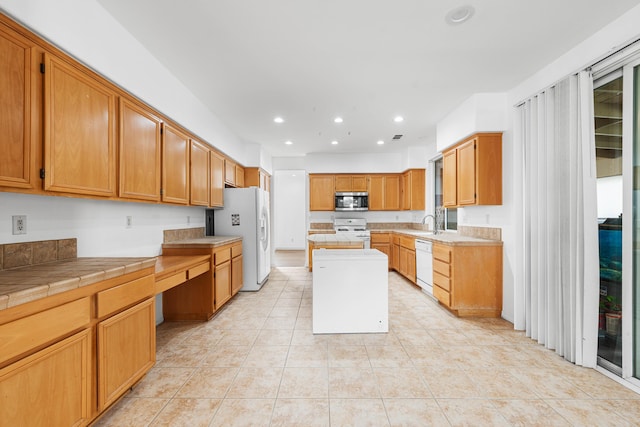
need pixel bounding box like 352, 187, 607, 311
392, 134, 403, 140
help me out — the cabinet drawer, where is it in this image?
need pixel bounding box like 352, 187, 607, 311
187, 261, 210, 280
0, 297, 90, 366
231, 244, 242, 258
371, 233, 390, 244
155, 271, 187, 294
399, 236, 415, 249
97, 275, 154, 318
214, 248, 231, 265
433, 272, 451, 292
433, 259, 451, 278
433, 285, 450, 307
433, 244, 451, 263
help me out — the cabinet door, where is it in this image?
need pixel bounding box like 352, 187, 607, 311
352, 175, 368, 191
210, 151, 224, 207
383, 175, 401, 210
0, 329, 91, 426
442, 149, 458, 207
0, 25, 35, 189
190, 139, 210, 206
309, 175, 335, 211
215, 260, 232, 309
457, 138, 476, 205
368, 175, 384, 210
334, 175, 351, 191
407, 249, 416, 283
119, 98, 161, 201
162, 124, 190, 204
225, 159, 236, 186
97, 298, 155, 411
235, 165, 245, 188
392, 243, 400, 271
232, 254, 243, 295
44, 54, 116, 196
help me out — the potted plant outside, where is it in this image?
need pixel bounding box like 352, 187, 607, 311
601, 295, 622, 336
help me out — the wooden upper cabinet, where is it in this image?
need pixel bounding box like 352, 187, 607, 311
235, 165, 245, 188
335, 175, 368, 192
43, 53, 117, 196
190, 139, 210, 206
457, 138, 477, 205
119, 98, 161, 201
0, 24, 35, 189
369, 175, 399, 210
401, 169, 425, 210
384, 175, 400, 210
309, 174, 335, 211
245, 167, 271, 191
161, 123, 190, 204
442, 149, 457, 207
210, 150, 224, 207
443, 132, 502, 207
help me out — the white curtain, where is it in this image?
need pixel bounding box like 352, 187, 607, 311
518, 70, 600, 366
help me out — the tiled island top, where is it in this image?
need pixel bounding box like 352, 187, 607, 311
0, 257, 157, 311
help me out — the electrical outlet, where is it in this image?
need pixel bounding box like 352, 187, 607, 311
187, 216, 191, 224
12, 215, 26, 235
126, 216, 132, 228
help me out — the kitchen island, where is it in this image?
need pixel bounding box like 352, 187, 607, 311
312, 248, 388, 334
306, 233, 365, 271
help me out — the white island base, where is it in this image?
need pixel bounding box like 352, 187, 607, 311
312, 249, 388, 334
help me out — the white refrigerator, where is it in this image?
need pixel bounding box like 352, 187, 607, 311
214, 187, 271, 291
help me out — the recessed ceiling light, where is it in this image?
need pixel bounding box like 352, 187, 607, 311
394, 116, 404, 123
284, 140, 292, 145
377, 140, 384, 145
334, 117, 343, 123
445, 5, 475, 25
331, 140, 339, 145
274, 117, 284, 123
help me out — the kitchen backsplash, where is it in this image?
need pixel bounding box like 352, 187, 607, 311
0, 238, 77, 271
458, 225, 502, 241
163, 227, 205, 243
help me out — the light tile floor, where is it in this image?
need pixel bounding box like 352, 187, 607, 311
94, 267, 640, 426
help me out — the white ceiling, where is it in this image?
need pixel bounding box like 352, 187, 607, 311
97, 0, 640, 157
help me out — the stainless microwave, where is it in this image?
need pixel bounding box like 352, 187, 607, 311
335, 192, 368, 211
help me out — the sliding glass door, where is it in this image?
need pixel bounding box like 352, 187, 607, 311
595, 57, 640, 386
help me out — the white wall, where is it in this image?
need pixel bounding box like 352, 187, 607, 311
0, 0, 247, 163
272, 170, 307, 249
0, 193, 204, 256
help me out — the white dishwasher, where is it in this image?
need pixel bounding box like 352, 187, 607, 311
415, 239, 433, 296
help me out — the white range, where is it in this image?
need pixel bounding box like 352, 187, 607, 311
333, 218, 371, 249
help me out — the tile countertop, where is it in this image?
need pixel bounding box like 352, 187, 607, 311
307, 234, 366, 245
161, 236, 242, 248
372, 229, 503, 246
0, 257, 157, 311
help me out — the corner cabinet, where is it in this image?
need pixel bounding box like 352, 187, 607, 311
43, 53, 117, 197
309, 174, 335, 211
442, 133, 502, 207
432, 242, 503, 317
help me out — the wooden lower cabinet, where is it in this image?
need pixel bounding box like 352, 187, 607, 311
0, 328, 92, 427
391, 236, 400, 271
97, 297, 155, 411
231, 242, 243, 295
397, 236, 416, 283
162, 241, 243, 319
371, 232, 391, 269
0, 268, 156, 425
432, 243, 503, 317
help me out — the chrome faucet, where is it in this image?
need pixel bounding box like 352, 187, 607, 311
421, 214, 438, 234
